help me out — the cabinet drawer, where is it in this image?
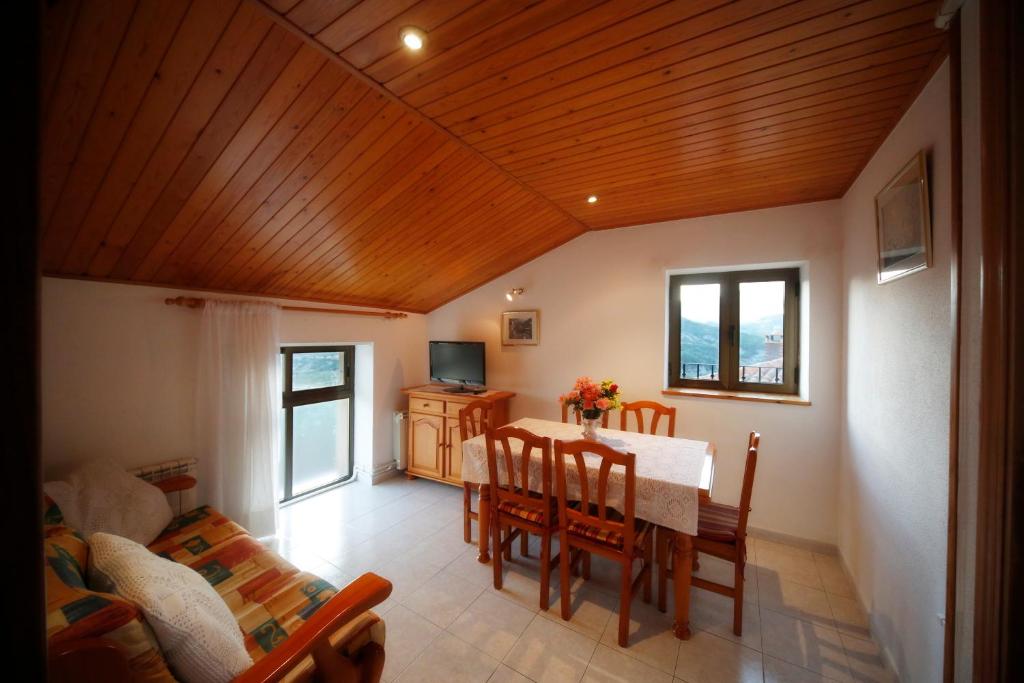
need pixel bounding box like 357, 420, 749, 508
445, 401, 465, 417
411, 397, 444, 414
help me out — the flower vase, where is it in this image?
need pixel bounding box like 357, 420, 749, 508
581, 416, 601, 440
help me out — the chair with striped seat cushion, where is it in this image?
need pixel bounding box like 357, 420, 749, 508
657, 431, 760, 638
697, 502, 741, 542
567, 518, 652, 555
555, 439, 654, 648
487, 426, 560, 610
460, 401, 492, 546
497, 495, 557, 524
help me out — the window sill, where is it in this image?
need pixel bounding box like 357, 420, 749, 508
661, 387, 811, 406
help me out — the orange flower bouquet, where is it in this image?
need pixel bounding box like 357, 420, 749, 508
559, 377, 622, 439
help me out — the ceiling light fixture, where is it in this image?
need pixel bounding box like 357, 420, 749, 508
400, 26, 425, 51
505, 287, 525, 302
587, 195, 598, 204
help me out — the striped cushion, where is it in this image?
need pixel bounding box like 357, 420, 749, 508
697, 501, 741, 542
567, 518, 652, 555
497, 496, 555, 525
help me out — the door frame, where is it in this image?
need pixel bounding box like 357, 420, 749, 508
969, 0, 1024, 679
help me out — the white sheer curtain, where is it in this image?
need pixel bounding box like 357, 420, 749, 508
196, 301, 281, 538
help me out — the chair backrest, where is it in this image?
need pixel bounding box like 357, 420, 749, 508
459, 400, 491, 441
559, 401, 609, 427
554, 439, 638, 557
619, 401, 676, 437
735, 432, 761, 541
486, 426, 553, 523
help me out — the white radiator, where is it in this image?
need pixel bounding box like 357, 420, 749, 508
393, 411, 408, 470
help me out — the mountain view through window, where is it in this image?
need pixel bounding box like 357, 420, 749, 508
679, 280, 786, 383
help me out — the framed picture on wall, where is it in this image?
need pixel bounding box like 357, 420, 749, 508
874, 150, 932, 284
501, 310, 539, 345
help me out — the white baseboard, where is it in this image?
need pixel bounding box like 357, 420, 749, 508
356, 460, 399, 485
835, 552, 902, 682
747, 526, 839, 556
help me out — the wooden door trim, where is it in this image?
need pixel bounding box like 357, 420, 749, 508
972, 0, 1024, 679
943, 10, 962, 682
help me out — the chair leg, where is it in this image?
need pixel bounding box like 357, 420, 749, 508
733, 560, 744, 637
582, 551, 591, 580
656, 527, 668, 613
463, 482, 472, 543
559, 533, 572, 621
642, 537, 653, 604
492, 514, 503, 590
521, 530, 529, 558
503, 526, 513, 560
618, 561, 632, 647
693, 550, 700, 572
539, 531, 551, 611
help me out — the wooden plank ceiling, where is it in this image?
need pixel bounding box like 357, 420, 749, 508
40, 0, 946, 312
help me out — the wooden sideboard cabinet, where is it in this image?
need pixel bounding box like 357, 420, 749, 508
401, 385, 514, 485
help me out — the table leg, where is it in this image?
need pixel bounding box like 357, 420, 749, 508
477, 484, 490, 563
672, 531, 693, 640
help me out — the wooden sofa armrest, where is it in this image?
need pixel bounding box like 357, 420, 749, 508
49, 637, 132, 682
232, 572, 393, 683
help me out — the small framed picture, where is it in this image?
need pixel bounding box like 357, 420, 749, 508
875, 150, 932, 284
501, 310, 539, 345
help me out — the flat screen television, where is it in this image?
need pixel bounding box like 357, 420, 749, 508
429, 341, 485, 392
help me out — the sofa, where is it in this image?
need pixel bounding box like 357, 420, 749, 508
43, 458, 391, 683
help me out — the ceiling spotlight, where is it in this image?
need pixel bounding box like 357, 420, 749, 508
400, 26, 425, 51
506, 287, 525, 302
587, 195, 598, 204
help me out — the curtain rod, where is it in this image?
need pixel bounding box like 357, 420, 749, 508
163, 296, 408, 319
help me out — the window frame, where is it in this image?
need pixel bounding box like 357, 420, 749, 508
280, 344, 356, 502
667, 268, 801, 395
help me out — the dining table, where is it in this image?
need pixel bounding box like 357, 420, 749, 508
461, 416, 716, 640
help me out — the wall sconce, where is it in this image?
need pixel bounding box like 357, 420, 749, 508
505, 287, 525, 302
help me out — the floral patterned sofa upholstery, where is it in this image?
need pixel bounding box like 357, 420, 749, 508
44, 460, 390, 683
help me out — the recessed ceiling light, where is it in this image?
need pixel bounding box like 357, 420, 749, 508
587, 195, 598, 204
400, 26, 425, 51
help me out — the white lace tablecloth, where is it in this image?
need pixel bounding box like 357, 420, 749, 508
461, 417, 713, 535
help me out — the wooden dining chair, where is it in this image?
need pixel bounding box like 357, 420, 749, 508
554, 439, 654, 647
619, 400, 676, 437
486, 426, 559, 609
459, 401, 491, 544
657, 432, 760, 636
559, 401, 609, 427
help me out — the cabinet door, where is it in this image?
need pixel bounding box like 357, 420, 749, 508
444, 418, 464, 483
408, 412, 443, 477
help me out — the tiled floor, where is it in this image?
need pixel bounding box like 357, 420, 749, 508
272, 476, 896, 683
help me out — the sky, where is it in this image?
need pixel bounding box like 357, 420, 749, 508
679, 280, 785, 324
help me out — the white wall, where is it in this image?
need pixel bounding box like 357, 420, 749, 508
839, 60, 952, 682
428, 201, 844, 544
40, 277, 427, 481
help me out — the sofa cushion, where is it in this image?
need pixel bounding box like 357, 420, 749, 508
148, 506, 342, 663
90, 532, 253, 683
44, 459, 173, 545
44, 526, 175, 683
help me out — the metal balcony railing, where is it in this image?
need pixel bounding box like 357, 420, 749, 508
680, 363, 783, 384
